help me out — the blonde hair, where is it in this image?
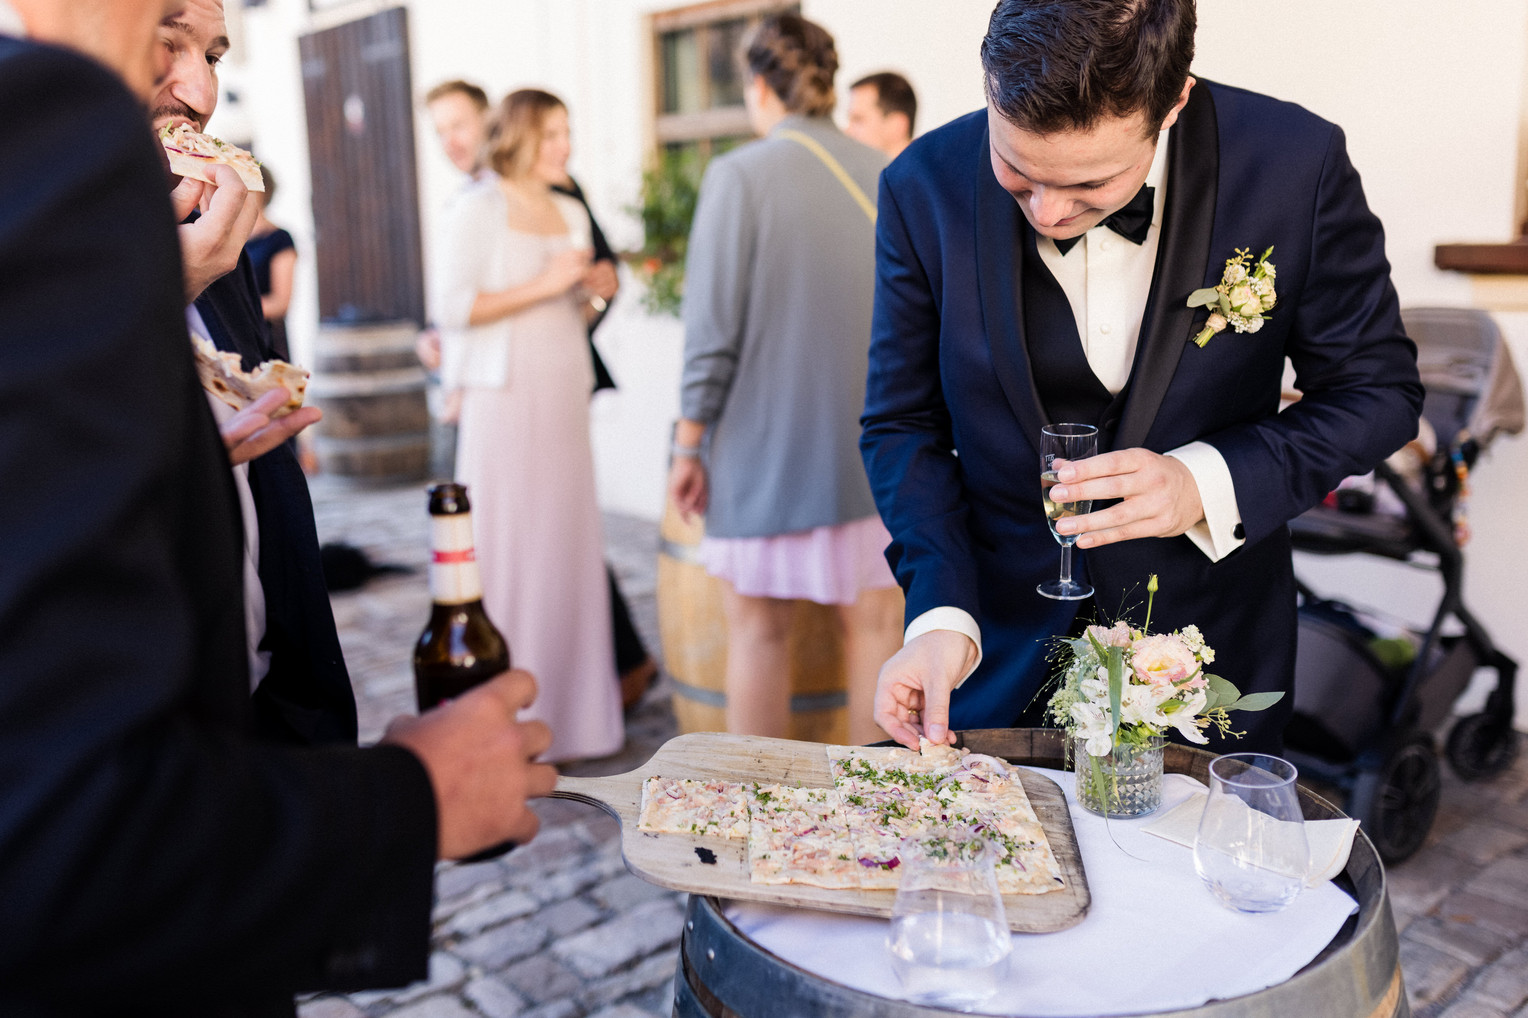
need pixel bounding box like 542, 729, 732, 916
486, 89, 565, 180
744, 13, 838, 117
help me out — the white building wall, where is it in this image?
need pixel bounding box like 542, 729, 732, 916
232, 0, 1528, 720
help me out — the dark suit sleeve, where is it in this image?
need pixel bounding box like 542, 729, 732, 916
1209, 126, 1424, 546
0, 43, 435, 1006
860, 171, 981, 623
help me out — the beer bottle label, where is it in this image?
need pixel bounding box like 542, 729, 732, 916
428, 514, 483, 604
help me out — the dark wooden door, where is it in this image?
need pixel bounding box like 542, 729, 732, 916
299, 7, 425, 325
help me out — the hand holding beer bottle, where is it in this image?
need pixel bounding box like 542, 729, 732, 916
383, 483, 554, 861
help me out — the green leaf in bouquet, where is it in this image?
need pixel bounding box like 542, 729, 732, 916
1203, 673, 1239, 711
1225, 690, 1286, 713
1186, 287, 1221, 308
1106, 645, 1125, 735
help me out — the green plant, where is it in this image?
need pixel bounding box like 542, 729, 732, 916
625, 147, 702, 317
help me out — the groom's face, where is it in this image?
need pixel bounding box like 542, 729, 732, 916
986, 78, 1194, 243
988, 109, 1160, 242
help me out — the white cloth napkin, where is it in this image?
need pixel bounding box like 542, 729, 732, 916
723, 768, 1358, 1017
1141, 788, 1361, 885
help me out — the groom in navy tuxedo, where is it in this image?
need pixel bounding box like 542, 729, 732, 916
862, 0, 1423, 754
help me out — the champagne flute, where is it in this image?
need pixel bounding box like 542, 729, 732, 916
1037, 423, 1098, 600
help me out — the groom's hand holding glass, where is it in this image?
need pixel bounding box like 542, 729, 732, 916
1046, 447, 1207, 547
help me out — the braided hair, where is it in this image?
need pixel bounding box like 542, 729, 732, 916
744, 13, 839, 117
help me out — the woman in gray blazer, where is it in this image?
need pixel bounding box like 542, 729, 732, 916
667, 13, 902, 744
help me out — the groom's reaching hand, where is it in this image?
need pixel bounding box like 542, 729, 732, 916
873, 630, 977, 750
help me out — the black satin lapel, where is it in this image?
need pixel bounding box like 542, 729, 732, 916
1115, 82, 1219, 451
974, 126, 1047, 458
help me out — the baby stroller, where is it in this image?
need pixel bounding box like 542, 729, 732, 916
1284, 306, 1525, 864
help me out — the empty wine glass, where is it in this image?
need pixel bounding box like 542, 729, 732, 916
887, 834, 1011, 1011
1037, 423, 1098, 600
1194, 754, 1308, 913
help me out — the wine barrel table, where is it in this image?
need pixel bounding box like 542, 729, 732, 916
308, 321, 431, 483
673, 729, 1408, 1018
656, 500, 903, 744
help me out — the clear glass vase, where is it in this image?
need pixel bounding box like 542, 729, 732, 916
1074, 736, 1167, 818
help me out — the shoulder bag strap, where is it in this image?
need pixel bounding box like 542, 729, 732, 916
777, 129, 877, 225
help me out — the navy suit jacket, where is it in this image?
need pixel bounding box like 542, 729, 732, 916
861, 80, 1423, 751
0, 37, 434, 1013
195, 253, 359, 747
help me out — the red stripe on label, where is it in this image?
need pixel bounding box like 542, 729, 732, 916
432, 549, 476, 564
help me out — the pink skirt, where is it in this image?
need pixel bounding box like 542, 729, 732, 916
699, 514, 899, 605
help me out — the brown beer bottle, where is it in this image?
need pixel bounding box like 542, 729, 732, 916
413, 483, 510, 712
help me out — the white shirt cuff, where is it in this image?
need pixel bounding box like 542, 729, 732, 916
1165, 441, 1244, 563
904, 607, 983, 688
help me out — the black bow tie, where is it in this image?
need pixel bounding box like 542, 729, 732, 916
1053, 184, 1155, 255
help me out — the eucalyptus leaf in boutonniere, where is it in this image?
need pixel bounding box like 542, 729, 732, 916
1187, 246, 1277, 347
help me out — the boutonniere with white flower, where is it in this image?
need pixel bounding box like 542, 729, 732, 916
1187, 246, 1277, 347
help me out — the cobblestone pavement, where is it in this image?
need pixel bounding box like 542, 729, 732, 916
302, 479, 1528, 1018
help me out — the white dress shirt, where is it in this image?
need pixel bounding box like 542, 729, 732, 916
908, 132, 1245, 685
187, 307, 270, 692
0, 0, 23, 36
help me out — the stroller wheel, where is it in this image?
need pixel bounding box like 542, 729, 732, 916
1349, 735, 1441, 865
1445, 712, 1520, 781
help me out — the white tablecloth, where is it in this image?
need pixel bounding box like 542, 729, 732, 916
723, 768, 1358, 1016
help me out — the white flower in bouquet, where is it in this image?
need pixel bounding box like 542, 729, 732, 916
1162, 686, 1210, 744
1069, 701, 1114, 757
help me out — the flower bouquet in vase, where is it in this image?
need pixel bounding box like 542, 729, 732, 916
1044, 576, 1284, 817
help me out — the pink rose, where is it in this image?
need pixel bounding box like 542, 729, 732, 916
1085, 622, 1132, 648
1130, 634, 1198, 687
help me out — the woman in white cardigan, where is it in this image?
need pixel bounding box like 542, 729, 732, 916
433, 89, 622, 763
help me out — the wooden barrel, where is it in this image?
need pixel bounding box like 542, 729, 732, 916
308, 322, 431, 483
658, 500, 892, 744
674, 729, 1409, 1018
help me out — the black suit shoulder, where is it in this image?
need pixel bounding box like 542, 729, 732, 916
1199, 78, 1341, 169
884, 108, 986, 193
0, 38, 186, 355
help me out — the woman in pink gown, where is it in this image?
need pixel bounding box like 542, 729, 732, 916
432, 89, 622, 762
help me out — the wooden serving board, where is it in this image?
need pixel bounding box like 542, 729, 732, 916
551, 732, 1090, 933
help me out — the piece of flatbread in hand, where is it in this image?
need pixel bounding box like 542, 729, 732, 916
191, 335, 309, 418
160, 123, 264, 192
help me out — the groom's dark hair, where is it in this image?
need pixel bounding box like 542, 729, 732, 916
981, 0, 1195, 136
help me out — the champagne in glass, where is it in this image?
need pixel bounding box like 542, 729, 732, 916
1037, 423, 1098, 601
1041, 470, 1093, 542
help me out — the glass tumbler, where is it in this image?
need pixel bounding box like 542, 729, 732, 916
886, 835, 1012, 1011
1193, 753, 1308, 913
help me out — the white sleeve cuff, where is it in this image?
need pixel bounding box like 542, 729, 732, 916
904, 607, 983, 688
1165, 441, 1244, 563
